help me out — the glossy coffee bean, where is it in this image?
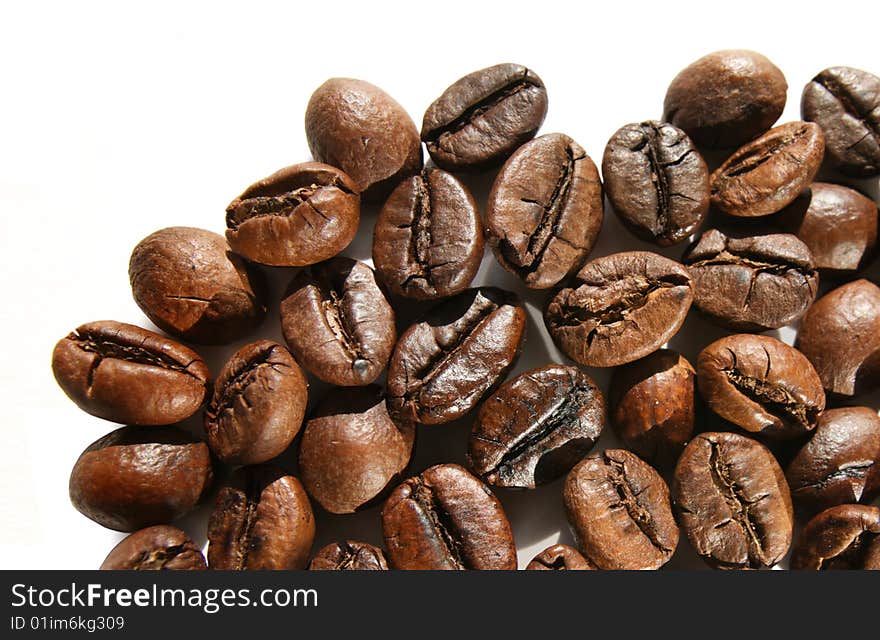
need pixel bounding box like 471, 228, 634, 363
564, 449, 679, 570
100, 525, 206, 570
69, 426, 213, 532
52, 320, 209, 426
673, 432, 793, 570
467, 364, 604, 489
308, 541, 388, 571
280, 257, 395, 387
790, 504, 880, 570
381, 464, 516, 570
129, 227, 266, 344
204, 340, 308, 466
525, 544, 595, 570
486, 133, 603, 288
207, 465, 314, 570
602, 121, 709, 246
544, 251, 693, 367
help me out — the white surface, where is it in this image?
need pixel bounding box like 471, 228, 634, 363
1, 0, 878, 570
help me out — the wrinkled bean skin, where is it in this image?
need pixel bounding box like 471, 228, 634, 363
308, 541, 388, 571
790, 505, 880, 570
100, 525, 207, 570
526, 544, 595, 570
486, 133, 603, 288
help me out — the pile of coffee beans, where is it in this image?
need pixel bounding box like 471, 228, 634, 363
53, 52, 880, 570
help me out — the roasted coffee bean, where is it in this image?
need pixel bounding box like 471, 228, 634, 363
467, 364, 604, 489
710, 122, 825, 218
69, 426, 213, 532
697, 334, 825, 439
486, 133, 603, 288
129, 227, 266, 344
790, 504, 880, 570
52, 320, 209, 426
663, 50, 787, 149
308, 541, 388, 571
796, 279, 880, 397
207, 465, 314, 570
609, 350, 695, 470
802, 66, 880, 177
673, 432, 793, 570
544, 251, 693, 368
280, 257, 395, 387
525, 544, 595, 570
373, 167, 483, 300
305, 78, 422, 201
387, 287, 526, 424
225, 162, 359, 267
602, 121, 709, 246
683, 229, 819, 331
381, 464, 516, 570
786, 407, 880, 515
421, 63, 548, 171
204, 340, 308, 466
299, 386, 415, 514
564, 449, 679, 570
100, 525, 206, 570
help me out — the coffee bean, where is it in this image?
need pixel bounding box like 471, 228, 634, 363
52, 320, 210, 426
129, 227, 267, 344
544, 251, 693, 368
683, 229, 819, 331
663, 50, 787, 149
386, 287, 526, 424
697, 334, 825, 439
99, 525, 206, 570
609, 349, 695, 470
69, 426, 213, 532
486, 133, 603, 288
602, 121, 709, 246
564, 449, 679, 570
790, 504, 880, 570
421, 63, 548, 170
305, 78, 422, 201
204, 340, 308, 466
373, 167, 483, 300
299, 386, 415, 514
673, 432, 793, 569
207, 465, 314, 570
796, 279, 880, 397
308, 541, 388, 571
467, 364, 605, 489
802, 66, 880, 177
225, 162, 360, 267
280, 257, 395, 387
525, 544, 595, 570
381, 463, 516, 570
710, 122, 825, 218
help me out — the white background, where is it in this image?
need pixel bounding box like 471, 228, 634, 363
1, 0, 878, 570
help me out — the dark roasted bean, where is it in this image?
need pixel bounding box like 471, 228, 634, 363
100, 525, 206, 570
308, 541, 388, 571
525, 544, 595, 570
790, 504, 880, 570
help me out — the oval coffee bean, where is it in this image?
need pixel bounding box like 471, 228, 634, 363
796, 279, 880, 397
386, 287, 526, 425
280, 257, 395, 387
486, 133, 603, 288
204, 340, 308, 466
373, 167, 483, 300
381, 464, 516, 570
790, 504, 880, 570
52, 320, 209, 426
564, 449, 679, 570
225, 162, 360, 267
421, 63, 548, 171
525, 544, 595, 570
786, 407, 880, 515
69, 426, 213, 532
305, 78, 422, 201
683, 229, 819, 331
697, 334, 825, 439
802, 66, 880, 177
467, 364, 605, 489
299, 386, 415, 514
100, 525, 206, 570
308, 541, 388, 571
602, 121, 709, 246
544, 251, 693, 368
710, 121, 825, 218
129, 227, 267, 344
207, 465, 315, 570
